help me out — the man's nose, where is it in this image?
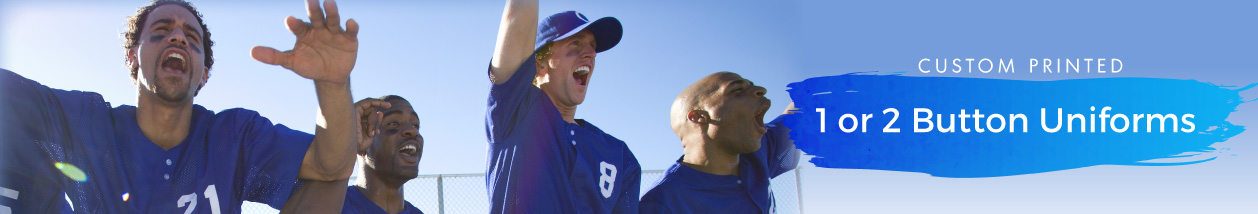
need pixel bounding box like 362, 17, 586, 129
581, 45, 597, 60
752, 86, 767, 97
402, 126, 419, 138
168, 29, 187, 46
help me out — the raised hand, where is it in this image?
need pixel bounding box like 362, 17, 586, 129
355, 98, 391, 153
252, 0, 359, 84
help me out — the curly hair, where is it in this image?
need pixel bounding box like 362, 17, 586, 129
531, 42, 554, 86
123, 0, 213, 93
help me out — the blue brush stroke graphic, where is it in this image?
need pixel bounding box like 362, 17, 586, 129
783, 74, 1251, 178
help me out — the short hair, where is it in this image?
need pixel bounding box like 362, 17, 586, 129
376, 95, 409, 103
534, 42, 555, 66
532, 43, 555, 86
123, 0, 214, 93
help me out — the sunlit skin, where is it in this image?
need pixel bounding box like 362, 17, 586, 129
671, 72, 772, 176
247, 0, 369, 181
125, 4, 209, 149
124, 0, 367, 184
281, 97, 395, 214
356, 98, 423, 214
535, 30, 597, 124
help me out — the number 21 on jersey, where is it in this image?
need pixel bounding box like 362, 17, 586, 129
177, 184, 221, 214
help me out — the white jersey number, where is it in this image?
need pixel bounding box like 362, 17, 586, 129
0, 186, 17, 214
177, 185, 221, 214
598, 162, 617, 198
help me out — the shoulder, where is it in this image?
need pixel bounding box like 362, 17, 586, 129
341, 186, 370, 213
637, 199, 677, 214
208, 107, 274, 128
644, 164, 689, 195
490, 55, 538, 84
640, 178, 685, 210
583, 120, 640, 167
581, 120, 628, 146
489, 55, 539, 89
403, 201, 424, 214
215, 107, 262, 119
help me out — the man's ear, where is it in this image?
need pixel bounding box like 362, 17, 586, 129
126, 48, 138, 83
358, 144, 370, 156
535, 56, 547, 71
688, 110, 709, 124
358, 138, 373, 156
200, 67, 210, 88
533, 61, 549, 87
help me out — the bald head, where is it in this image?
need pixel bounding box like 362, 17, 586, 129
670, 72, 741, 137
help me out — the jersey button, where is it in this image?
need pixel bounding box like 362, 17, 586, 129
164, 174, 170, 180
736, 179, 742, 184
570, 130, 575, 135
571, 140, 577, 146
166, 159, 172, 166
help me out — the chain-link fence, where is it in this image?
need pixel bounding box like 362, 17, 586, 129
243, 169, 803, 213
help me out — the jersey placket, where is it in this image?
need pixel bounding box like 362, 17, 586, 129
152, 144, 180, 209
570, 129, 578, 146
162, 156, 173, 181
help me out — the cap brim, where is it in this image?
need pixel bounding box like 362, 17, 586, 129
553, 17, 622, 53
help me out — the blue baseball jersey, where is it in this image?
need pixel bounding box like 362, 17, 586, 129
343, 186, 423, 214
0, 69, 313, 213
484, 56, 641, 214
639, 116, 799, 214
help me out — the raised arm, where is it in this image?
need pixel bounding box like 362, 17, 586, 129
277, 98, 386, 213
251, 0, 361, 181
767, 102, 801, 177
488, 0, 539, 84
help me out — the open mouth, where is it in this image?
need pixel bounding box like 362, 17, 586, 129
398, 141, 421, 164
573, 66, 591, 86
160, 51, 188, 75
399, 144, 418, 156
755, 105, 769, 133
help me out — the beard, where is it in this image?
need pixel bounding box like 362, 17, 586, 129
152, 71, 193, 103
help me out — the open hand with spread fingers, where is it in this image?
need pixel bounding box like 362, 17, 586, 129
251, 0, 359, 84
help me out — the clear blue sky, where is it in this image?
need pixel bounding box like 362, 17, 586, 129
3, 0, 1256, 213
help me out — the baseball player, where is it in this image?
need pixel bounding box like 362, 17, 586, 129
484, 0, 640, 213
640, 72, 801, 213
281, 96, 423, 214
344, 95, 424, 214
0, 0, 372, 213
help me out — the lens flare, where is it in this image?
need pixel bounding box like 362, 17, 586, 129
54, 162, 88, 182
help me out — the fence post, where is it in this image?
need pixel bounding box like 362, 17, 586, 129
437, 175, 445, 214
796, 167, 803, 214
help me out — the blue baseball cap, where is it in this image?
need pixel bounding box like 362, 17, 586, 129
535, 11, 622, 53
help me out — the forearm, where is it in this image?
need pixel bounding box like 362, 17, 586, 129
279, 179, 349, 214
300, 80, 356, 181
489, 0, 539, 84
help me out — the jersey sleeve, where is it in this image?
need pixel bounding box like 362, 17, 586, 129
0, 69, 76, 213
610, 158, 641, 214
762, 115, 800, 178
220, 109, 315, 209
485, 55, 541, 144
